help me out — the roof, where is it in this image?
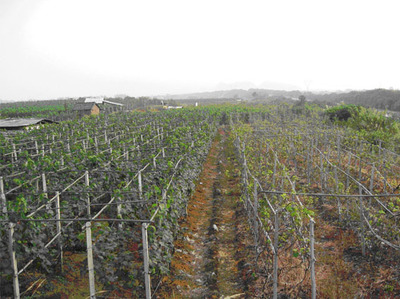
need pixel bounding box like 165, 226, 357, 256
72, 102, 99, 111
103, 100, 124, 106
85, 97, 104, 104
0, 118, 57, 128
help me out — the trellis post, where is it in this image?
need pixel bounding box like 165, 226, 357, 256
1, 178, 19, 297
358, 159, 366, 256
66, 139, 71, 153
12, 143, 18, 163
272, 153, 277, 188
138, 171, 143, 199
42, 173, 49, 211
9, 222, 20, 299
369, 164, 375, 208
346, 154, 352, 218
358, 190, 366, 257
142, 223, 151, 299
273, 209, 279, 299
55, 192, 64, 273
1, 177, 7, 215
94, 136, 99, 154
85, 171, 90, 217
86, 222, 96, 299
35, 140, 39, 155
319, 152, 324, 192
253, 181, 259, 247
334, 167, 341, 222
310, 219, 316, 299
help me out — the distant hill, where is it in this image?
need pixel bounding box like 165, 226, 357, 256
160, 88, 303, 101
160, 88, 400, 112
306, 89, 400, 111
213, 81, 300, 92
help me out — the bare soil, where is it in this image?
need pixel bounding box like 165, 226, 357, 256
157, 127, 255, 298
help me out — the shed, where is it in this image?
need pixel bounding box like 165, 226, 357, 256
84, 97, 104, 104
84, 98, 124, 113
0, 118, 57, 131
72, 102, 100, 117
101, 100, 124, 113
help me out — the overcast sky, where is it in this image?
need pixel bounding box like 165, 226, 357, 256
1, 0, 399, 101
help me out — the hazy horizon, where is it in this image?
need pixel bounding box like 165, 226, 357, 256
1, 0, 399, 102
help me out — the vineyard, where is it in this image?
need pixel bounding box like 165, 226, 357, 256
0, 108, 223, 298
1, 104, 400, 298
232, 105, 400, 297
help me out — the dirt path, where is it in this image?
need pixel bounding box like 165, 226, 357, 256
157, 127, 254, 298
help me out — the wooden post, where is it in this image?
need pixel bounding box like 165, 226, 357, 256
42, 173, 50, 213
85, 171, 90, 217
358, 189, 366, 257
162, 147, 165, 158
86, 222, 96, 299
320, 152, 324, 192
9, 222, 20, 299
334, 167, 341, 222
358, 160, 366, 256
346, 154, 352, 218
369, 164, 375, 207
273, 210, 279, 299
337, 135, 341, 165
35, 140, 39, 155
42, 173, 48, 195
94, 136, 98, 154
310, 219, 316, 299
117, 196, 122, 223
142, 224, 151, 299
383, 161, 387, 194
2, 178, 19, 297
55, 192, 64, 273
272, 154, 277, 188
12, 143, 18, 163
124, 145, 129, 162
1, 177, 7, 215
307, 144, 311, 185
345, 155, 351, 188
253, 182, 258, 246
138, 171, 143, 199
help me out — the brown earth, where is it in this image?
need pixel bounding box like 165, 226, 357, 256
156, 127, 255, 298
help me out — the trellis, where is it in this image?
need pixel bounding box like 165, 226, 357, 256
0, 109, 217, 298
231, 113, 400, 298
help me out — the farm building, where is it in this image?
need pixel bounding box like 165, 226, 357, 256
84, 97, 104, 104
102, 100, 124, 113
163, 105, 183, 109
84, 97, 124, 113
0, 118, 57, 131
72, 102, 100, 117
